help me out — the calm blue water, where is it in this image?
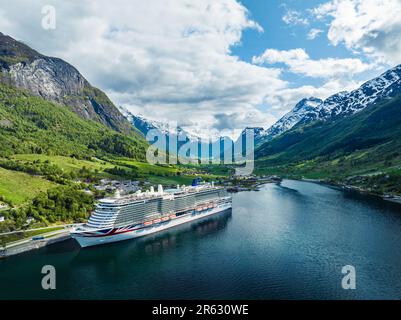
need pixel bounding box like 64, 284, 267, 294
1, 180, 401, 300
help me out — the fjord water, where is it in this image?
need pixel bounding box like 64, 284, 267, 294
1, 180, 401, 300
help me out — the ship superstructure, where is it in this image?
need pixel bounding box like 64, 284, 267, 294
71, 182, 232, 247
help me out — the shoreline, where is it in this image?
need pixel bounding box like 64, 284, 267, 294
0, 231, 71, 259
3, 177, 399, 259
227, 177, 282, 193
299, 178, 401, 205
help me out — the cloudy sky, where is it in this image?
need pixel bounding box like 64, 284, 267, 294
0, 0, 400, 138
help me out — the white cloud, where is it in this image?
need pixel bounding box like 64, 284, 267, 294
252, 47, 373, 119
0, 0, 288, 138
282, 10, 309, 26
311, 0, 401, 65
307, 28, 323, 40
252, 48, 374, 78
0, 0, 393, 138
265, 78, 362, 114
311, 1, 337, 19
0, 10, 11, 30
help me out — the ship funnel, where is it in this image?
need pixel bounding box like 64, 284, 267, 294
150, 186, 155, 194
177, 184, 180, 190
158, 184, 163, 195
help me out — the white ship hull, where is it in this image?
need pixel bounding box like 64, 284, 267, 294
71, 202, 231, 248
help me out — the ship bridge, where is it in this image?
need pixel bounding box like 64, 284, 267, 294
86, 202, 121, 229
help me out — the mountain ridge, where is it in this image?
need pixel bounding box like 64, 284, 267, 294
121, 109, 242, 159
255, 79, 401, 189
0, 32, 136, 135
0, 83, 147, 159
253, 64, 401, 143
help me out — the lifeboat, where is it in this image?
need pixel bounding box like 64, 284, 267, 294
169, 214, 176, 219
144, 221, 153, 226
208, 204, 214, 209
162, 216, 170, 222
196, 207, 203, 212
153, 218, 162, 224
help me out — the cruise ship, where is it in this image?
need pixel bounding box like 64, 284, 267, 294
70, 181, 232, 247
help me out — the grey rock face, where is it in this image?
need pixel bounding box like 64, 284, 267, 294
8, 57, 85, 102
0, 32, 134, 134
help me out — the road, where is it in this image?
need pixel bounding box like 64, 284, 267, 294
0, 223, 83, 236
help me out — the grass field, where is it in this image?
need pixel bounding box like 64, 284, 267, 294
113, 158, 179, 174
112, 158, 226, 184
0, 154, 228, 207
12, 154, 187, 180
256, 145, 401, 180
12, 154, 115, 173
0, 167, 56, 205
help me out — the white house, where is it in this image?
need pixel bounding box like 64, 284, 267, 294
0, 215, 5, 223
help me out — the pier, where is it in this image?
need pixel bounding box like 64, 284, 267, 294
0, 225, 76, 258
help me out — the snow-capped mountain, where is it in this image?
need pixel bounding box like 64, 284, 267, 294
319, 65, 401, 119
120, 109, 235, 159
131, 114, 189, 139
121, 64, 401, 152
237, 127, 267, 146
119, 108, 199, 142
239, 97, 322, 145
257, 64, 401, 142
264, 97, 323, 139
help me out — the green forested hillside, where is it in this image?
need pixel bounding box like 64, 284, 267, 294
0, 34, 225, 235
0, 83, 148, 232
0, 32, 137, 135
0, 84, 223, 233
0, 84, 147, 159
256, 93, 401, 194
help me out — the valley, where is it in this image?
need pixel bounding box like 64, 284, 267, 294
0, 34, 224, 238
253, 66, 401, 197
1, 32, 401, 245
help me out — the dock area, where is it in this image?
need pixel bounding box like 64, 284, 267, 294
225, 175, 282, 192
0, 228, 73, 258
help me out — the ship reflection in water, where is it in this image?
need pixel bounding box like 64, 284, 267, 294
4, 180, 401, 299
72, 209, 232, 264
144, 209, 232, 254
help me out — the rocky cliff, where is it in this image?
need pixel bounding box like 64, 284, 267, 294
0, 32, 134, 134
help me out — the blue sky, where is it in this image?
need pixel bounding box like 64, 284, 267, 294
233, 0, 383, 90
233, 0, 334, 61
0, 0, 400, 138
